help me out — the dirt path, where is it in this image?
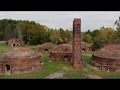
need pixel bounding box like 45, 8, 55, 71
45, 71, 65, 79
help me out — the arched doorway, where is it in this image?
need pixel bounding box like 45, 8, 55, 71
63, 55, 69, 61
82, 48, 85, 52
45, 49, 48, 52
4, 64, 11, 75
13, 44, 15, 46
102, 64, 107, 71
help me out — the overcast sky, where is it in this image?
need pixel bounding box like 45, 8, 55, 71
0, 11, 120, 31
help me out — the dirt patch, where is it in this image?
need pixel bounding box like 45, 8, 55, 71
85, 74, 102, 79
45, 71, 65, 79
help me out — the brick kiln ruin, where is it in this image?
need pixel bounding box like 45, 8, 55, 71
90, 45, 120, 72
40, 42, 56, 53
50, 18, 82, 69
81, 42, 92, 52
7, 38, 21, 47
50, 44, 72, 62
0, 47, 42, 75
49, 42, 91, 62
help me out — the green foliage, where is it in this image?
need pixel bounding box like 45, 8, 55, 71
0, 44, 14, 56
92, 40, 101, 51
82, 34, 93, 44
98, 28, 115, 44
50, 29, 60, 44
0, 19, 72, 45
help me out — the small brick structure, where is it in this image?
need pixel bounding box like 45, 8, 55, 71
0, 47, 42, 75
81, 42, 92, 52
50, 44, 73, 62
39, 42, 56, 53
7, 38, 21, 47
90, 45, 120, 72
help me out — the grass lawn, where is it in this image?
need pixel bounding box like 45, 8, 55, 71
0, 44, 120, 79
0, 44, 14, 56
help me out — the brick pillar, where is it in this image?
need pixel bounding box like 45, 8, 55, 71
72, 18, 82, 69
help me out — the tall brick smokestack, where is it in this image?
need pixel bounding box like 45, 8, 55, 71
72, 18, 82, 69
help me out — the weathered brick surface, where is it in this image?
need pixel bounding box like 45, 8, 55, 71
90, 55, 120, 71
39, 43, 56, 53
0, 56, 42, 75
90, 45, 120, 71
50, 44, 73, 62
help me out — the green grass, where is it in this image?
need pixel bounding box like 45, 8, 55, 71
0, 53, 71, 79
1, 44, 120, 79
0, 44, 14, 56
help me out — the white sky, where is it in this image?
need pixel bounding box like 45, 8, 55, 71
0, 11, 119, 31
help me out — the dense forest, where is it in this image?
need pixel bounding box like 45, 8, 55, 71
0, 19, 120, 51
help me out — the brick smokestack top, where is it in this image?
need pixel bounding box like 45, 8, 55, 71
72, 18, 82, 69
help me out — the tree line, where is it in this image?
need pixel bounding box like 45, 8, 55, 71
82, 21, 120, 51
0, 19, 72, 45
1, 19, 120, 51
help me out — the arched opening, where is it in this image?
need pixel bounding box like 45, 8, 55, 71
5, 64, 10, 70
45, 49, 48, 51
4, 64, 11, 75
13, 44, 15, 46
63, 55, 69, 61
82, 48, 85, 52
102, 65, 107, 71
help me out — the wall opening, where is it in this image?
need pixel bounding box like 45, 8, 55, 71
82, 48, 85, 52
63, 55, 69, 61
102, 65, 107, 71
4, 64, 11, 75
45, 49, 48, 51
13, 44, 15, 46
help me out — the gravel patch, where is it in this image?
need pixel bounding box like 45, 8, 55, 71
45, 71, 65, 79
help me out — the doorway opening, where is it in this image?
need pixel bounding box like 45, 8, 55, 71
4, 64, 11, 75
63, 55, 69, 61
13, 44, 15, 46
45, 49, 48, 51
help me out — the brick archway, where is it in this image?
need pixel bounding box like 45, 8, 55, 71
4, 64, 11, 75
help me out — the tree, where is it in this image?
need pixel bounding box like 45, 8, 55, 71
85, 30, 91, 35
64, 29, 72, 43
98, 27, 115, 44
50, 29, 60, 44
92, 39, 101, 51
82, 34, 93, 44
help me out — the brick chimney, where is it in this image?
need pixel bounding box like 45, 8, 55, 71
72, 18, 82, 69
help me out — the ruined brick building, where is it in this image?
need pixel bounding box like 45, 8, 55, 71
81, 41, 92, 52
90, 45, 120, 72
39, 42, 56, 53
50, 44, 72, 62
49, 42, 91, 62
7, 38, 21, 47
0, 47, 42, 75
